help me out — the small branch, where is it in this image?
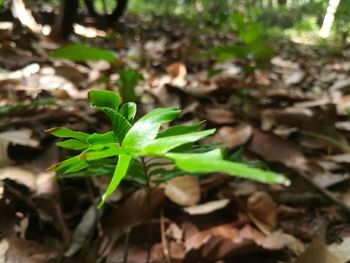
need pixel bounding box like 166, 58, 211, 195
160, 208, 171, 263
123, 228, 131, 263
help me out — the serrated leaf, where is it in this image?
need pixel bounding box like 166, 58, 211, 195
165, 149, 290, 185
142, 129, 216, 155
88, 89, 119, 111
122, 107, 180, 151
157, 122, 202, 138
47, 127, 90, 142
88, 90, 131, 143
98, 154, 132, 208
50, 44, 117, 62
87, 132, 116, 150
51, 155, 89, 174
119, 102, 137, 122
56, 139, 88, 150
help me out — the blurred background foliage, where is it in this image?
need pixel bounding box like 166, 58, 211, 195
126, 0, 350, 44
1, 0, 349, 45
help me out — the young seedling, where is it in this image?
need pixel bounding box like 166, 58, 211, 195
47, 89, 289, 208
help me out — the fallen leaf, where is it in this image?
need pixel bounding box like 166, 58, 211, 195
0, 239, 8, 263
165, 176, 200, 206
295, 235, 341, 263
205, 107, 235, 125
144, 38, 167, 61
0, 166, 36, 191
262, 108, 313, 130
328, 236, 350, 263
284, 70, 305, 86
166, 62, 187, 87
184, 199, 230, 215
327, 154, 350, 164
247, 191, 277, 228
207, 124, 253, 148
0, 201, 16, 238
99, 188, 165, 256
4, 236, 59, 263
184, 223, 292, 262
65, 202, 98, 257
0, 129, 39, 148
183, 199, 230, 215
248, 129, 308, 170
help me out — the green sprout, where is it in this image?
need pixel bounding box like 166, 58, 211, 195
47, 89, 289, 208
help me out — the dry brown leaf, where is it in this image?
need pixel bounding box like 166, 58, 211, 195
208, 124, 253, 149
284, 70, 305, 86
65, 202, 98, 257
0, 129, 39, 148
4, 236, 59, 263
166, 62, 187, 79
165, 176, 200, 206
205, 107, 235, 125
183, 199, 230, 215
248, 129, 308, 170
169, 241, 185, 262
335, 121, 350, 131
144, 38, 167, 61
328, 236, 350, 263
0, 166, 36, 191
167, 223, 183, 241
295, 235, 341, 263
0, 201, 16, 238
184, 223, 292, 262
327, 154, 350, 164
99, 188, 165, 256
247, 191, 277, 229
262, 108, 313, 130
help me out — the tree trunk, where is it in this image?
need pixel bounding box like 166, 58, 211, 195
319, 0, 341, 38
51, 0, 79, 41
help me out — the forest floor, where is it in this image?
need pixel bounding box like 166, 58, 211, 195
0, 10, 350, 263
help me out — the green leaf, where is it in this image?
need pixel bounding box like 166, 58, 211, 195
88, 89, 119, 111
122, 108, 181, 151
87, 132, 116, 150
98, 154, 132, 208
203, 45, 246, 61
47, 127, 90, 142
50, 44, 117, 62
119, 102, 137, 122
0, 98, 59, 115
165, 149, 290, 186
116, 68, 143, 102
56, 139, 88, 150
143, 129, 216, 155
50, 155, 89, 174
81, 146, 128, 161
157, 123, 202, 138
88, 90, 131, 143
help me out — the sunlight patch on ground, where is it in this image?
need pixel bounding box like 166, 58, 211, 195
73, 24, 107, 38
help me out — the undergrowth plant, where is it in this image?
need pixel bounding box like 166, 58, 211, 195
47, 89, 289, 208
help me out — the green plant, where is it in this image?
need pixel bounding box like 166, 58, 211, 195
116, 68, 144, 102
50, 43, 117, 62
47, 89, 289, 208
204, 10, 273, 67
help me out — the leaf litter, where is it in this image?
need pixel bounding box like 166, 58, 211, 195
0, 6, 350, 263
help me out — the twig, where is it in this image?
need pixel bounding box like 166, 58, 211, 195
160, 208, 171, 263
298, 171, 350, 217
123, 228, 131, 263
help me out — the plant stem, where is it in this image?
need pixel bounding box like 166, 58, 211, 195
140, 157, 152, 263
